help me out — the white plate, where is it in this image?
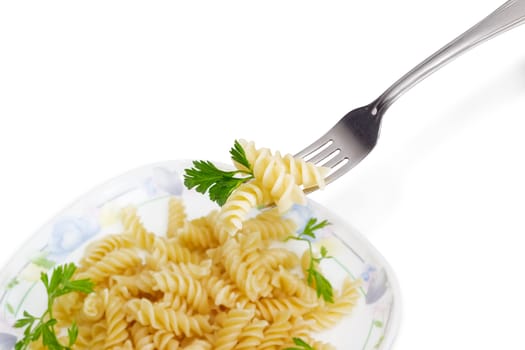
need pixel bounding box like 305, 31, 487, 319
0, 160, 401, 349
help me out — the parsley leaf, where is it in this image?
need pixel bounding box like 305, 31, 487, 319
287, 218, 334, 303
283, 337, 316, 350
184, 160, 252, 206
230, 139, 251, 170
320, 246, 328, 258
301, 218, 330, 239
14, 263, 94, 350
308, 267, 334, 303
67, 321, 78, 347
184, 141, 254, 206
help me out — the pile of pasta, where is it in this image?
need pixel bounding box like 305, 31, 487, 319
39, 141, 361, 350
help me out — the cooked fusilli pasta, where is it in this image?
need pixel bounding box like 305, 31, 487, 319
44, 140, 361, 350
166, 197, 187, 238
217, 180, 272, 237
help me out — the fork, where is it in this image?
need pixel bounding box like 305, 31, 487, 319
297, 0, 525, 190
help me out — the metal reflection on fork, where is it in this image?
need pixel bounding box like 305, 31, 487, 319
296, 0, 525, 193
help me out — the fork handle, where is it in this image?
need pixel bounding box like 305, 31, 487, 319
372, 0, 525, 115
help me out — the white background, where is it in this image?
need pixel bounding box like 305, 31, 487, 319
1, 0, 524, 349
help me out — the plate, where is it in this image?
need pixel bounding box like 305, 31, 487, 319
0, 160, 401, 349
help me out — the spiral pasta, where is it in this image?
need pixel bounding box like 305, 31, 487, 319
81, 290, 105, 321
166, 197, 187, 238
304, 278, 362, 331
241, 208, 297, 242
257, 311, 293, 350
213, 308, 254, 350
251, 148, 306, 213
151, 265, 209, 314
233, 318, 268, 350
221, 235, 271, 301
176, 217, 218, 250
79, 234, 134, 270
275, 151, 330, 189
217, 180, 272, 237
203, 275, 248, 309
105, 291, 130, 348
152, 329, 180, 350
125, 298, 212, 337
272, 265, 319, 300
129, 323, 155, 350
255, 296, 320, 321
78, 248, 142, 283
122, 206, 159, 251
90, 320, 108, 348
238, 138, 329, 189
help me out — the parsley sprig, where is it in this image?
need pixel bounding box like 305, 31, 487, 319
284, 337, 316, 350
184, 140, 254, 206
14, 263, 94, 350
287, 218, 334, 303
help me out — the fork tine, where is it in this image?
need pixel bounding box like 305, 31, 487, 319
296, 103, 381, 192
325, 158, 353, 184
294, 136, 332, 159
302, 156, 350, 195
307, 142, 340, 164
325, 151, 369, 184
321, 153, 347, 168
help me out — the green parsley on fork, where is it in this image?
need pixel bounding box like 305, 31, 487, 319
184, 140, 254, 206
14, 263, 94, 350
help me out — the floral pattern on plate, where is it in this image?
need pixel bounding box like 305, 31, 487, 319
0, 161, 400, 349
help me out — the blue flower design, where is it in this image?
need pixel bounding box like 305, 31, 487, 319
142, 177, 158, 196
365, 267, 388, 304
48, 216, 100, 256
0, 318, 16, 350
0, 333, 16, 349
361, 264, 377, 282
285, 204, 315, 235
144, 167, 183, 196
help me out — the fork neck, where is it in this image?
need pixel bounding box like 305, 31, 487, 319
369, 0, 525, 117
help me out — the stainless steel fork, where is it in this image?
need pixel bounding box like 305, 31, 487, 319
297, 0, 525, 190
